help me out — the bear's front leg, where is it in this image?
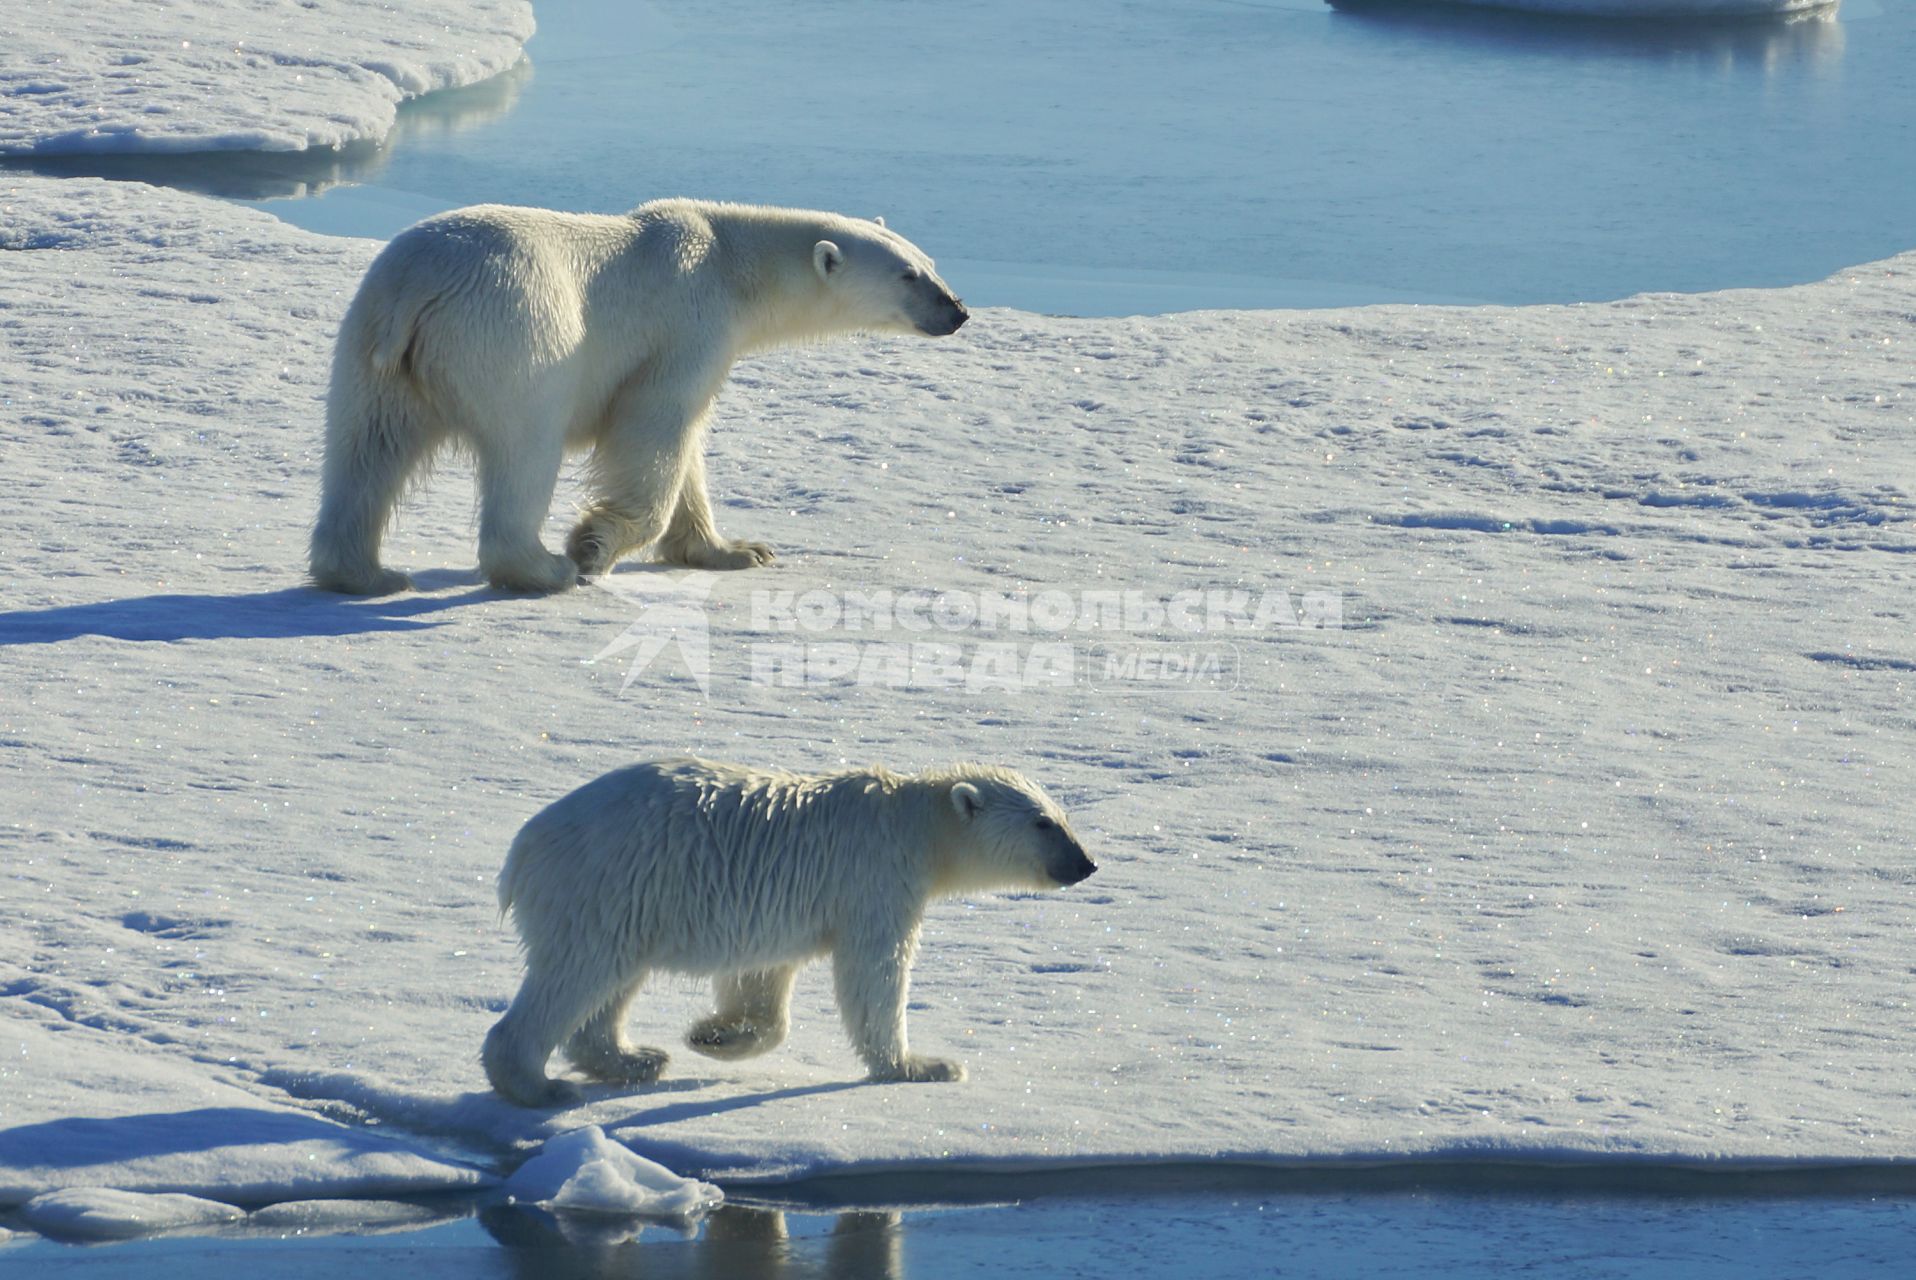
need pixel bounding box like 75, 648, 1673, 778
832, 929, 966, 1084
686, 965, 798, 1060
574, 391, 751, 577
656, 448, 774, 571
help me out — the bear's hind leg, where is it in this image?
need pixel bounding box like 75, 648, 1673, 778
656, 449, 775, 571
564, 978, 670, 1084
309, 395, 441, 596
474, 431, 576, 593
686, 965, 797, 1060
482, 962, 624, 1107
482, 1019, 581, 1109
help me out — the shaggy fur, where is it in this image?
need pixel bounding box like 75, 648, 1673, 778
482, 758, 1097, 1107
309, 199, 968, 595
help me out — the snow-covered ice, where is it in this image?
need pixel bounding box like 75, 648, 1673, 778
0, 0, 533, 155
17, 1187, 245, 1242
503, 1127, 723, 1219
1359, 0, 1838, 17
3, 167, 1911, 1222
0, 1010, 492, 1205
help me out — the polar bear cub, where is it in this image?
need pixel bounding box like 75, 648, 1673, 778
310, 199, 968, 595
482, 758, 1097, 1107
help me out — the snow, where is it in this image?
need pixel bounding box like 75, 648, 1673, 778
18, 1187, 244, 1242
0, 1011, 493, 1206
503, 1127, 723, 1219
5, 0, 1916, 1217
0, 0, 533, 155
3, 169, 1911, 1215
12, 1185, 458, 1242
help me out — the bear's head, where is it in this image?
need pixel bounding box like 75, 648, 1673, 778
812, 219, 968, 338
936, 767, 1097, 894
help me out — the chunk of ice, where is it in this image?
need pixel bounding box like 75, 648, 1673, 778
504, 1127, 723, 1220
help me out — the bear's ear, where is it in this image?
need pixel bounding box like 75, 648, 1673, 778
872, 215, 886, 228
949, 781, 981, 821
813, 240, 844, 280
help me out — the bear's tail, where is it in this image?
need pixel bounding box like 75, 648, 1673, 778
496, 825, 532, 921
308, 262, 446, 595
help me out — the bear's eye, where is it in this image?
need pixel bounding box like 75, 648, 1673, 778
1035, 817, 1056, 832
902, 269, 922, 282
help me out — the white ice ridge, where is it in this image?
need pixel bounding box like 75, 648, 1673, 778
504, 1127, 725, 1219
17, 1187, 246, 1242
1368, 0, 1838, 15
0, 0, 533, 155
0, 173, 1912, 1203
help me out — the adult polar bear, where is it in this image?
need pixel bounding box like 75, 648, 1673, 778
481, 758, 1098, 1107
310, 199, 968, 594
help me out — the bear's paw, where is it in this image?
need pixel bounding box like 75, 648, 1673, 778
869, 1055, 967, 1084
486, 551, 579, 594
686, 1017, 780, 1060
664, 538, 776, 571
568, 1045, 669, 1085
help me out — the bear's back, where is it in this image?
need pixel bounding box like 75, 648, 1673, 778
504, 758, 921, 968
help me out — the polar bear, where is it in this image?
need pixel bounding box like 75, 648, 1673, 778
309, 200, 968, 595
481, 758, 1097, 1107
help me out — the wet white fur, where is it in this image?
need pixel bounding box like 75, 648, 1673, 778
309, 199, 962, 594
481, 758, 1089, 1107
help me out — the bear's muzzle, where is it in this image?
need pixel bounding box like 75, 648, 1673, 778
921, 297, 967, 336
1054, 849, 1097, 887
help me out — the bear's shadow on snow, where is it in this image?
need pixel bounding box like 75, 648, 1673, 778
605, 1079, 866, 1130
0, 576, 499, 646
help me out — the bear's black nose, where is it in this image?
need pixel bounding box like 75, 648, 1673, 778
948, 301, 969, 332
1056, 850, 1097, 886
